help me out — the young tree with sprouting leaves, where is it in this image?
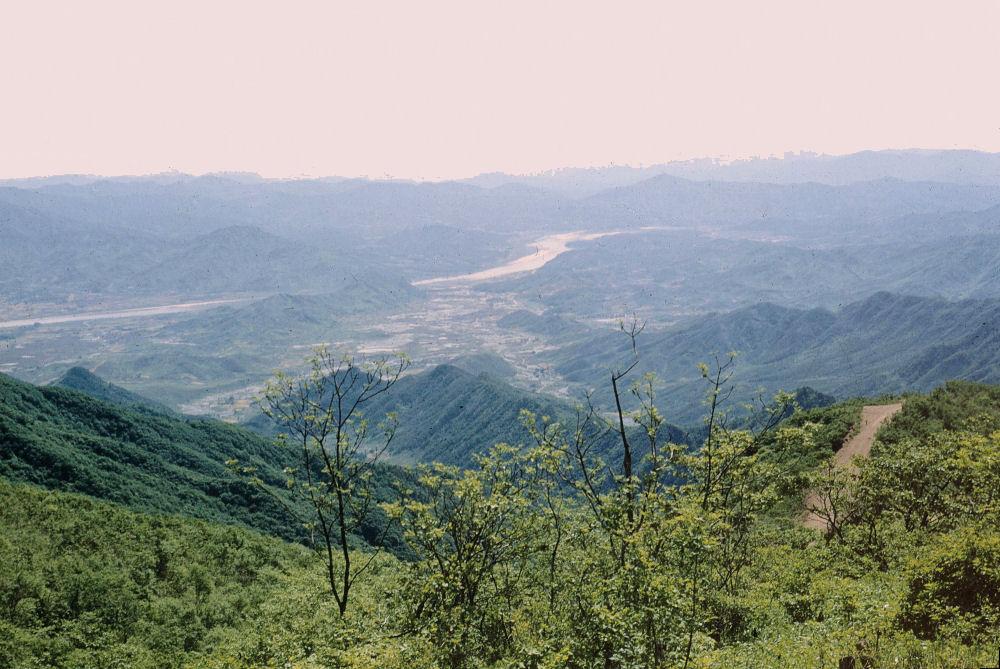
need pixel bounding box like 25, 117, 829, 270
383, 442, 548, 667
519, 343, 798, 667
232, 345, 408, 616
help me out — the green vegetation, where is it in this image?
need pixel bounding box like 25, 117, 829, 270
550, 292, 1000, 424
0, 372, 412, 552
247, 347, 410, 615
245, 363, 695, 468
795, 387, 1000, 663
0, 480, 406, 669
52, 366, 176, 415
5, 362, 1000, 666
379, 378, 1000, 667
252, 375, 1000, 666
0, 372, 303, 540
877, 379, 1000, 446
770, 397, 864, 465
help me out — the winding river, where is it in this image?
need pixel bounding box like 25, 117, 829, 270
0, 298, 250, 330
0, 230, 619, 329
413, 230, 621, 286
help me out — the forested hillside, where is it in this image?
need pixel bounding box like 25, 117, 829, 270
0, 372, 409, 551
3, 379, 1000, 666
0, 481, 327, 668
243, 363, 694, 466
52, 366, 176, 415
551, 292, 1000, 423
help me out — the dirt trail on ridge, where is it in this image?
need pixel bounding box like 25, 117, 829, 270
801, 403, 903, 531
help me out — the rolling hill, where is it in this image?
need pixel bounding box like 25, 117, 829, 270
0, 372, 410, 551
51, 366, 176, 415
243, 363, 694, 467
481, 227, 1000, 319
552, 292, 1000, 424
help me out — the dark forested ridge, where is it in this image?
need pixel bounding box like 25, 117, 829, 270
244, 362, 695, 467
0, 371, 303, 541
52, 366, 176, 415
0, 372, 411, 551
552, 292, 1000, 423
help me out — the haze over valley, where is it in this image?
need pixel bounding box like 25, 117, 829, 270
3, 149, 1000, 427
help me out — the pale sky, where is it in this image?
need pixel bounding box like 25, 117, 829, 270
3, 0, 999, 180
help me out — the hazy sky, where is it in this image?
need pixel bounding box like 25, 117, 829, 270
3, 0, 1000, 180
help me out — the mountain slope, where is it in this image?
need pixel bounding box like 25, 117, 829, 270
0, 189, 418, 302
0, 198, 163, 300
167, 287, 421, 349
51, 366, 175, 415
131, 225, 364, 294
0, 372, 304, 541
244, 363, 694, 467
553, 293, 1000, 424
0, 479, 320, 668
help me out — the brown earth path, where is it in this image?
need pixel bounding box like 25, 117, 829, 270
801, 402, 903, 530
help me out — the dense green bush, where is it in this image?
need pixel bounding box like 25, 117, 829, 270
0, 481, 310, 667
877, 380, 1000, 446
900, 527, 1000, 641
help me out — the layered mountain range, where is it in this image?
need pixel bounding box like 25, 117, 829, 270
2, 148, 1000, 436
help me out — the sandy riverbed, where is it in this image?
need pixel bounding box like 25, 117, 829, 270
413, 230, 621, 286
0, 298, 250, 330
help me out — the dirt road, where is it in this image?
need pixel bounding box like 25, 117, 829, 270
801, 402, 903, 531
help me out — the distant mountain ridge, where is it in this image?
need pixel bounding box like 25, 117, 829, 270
465, 149, 1000, 194
11, 149, 999, 194
553, 292, 1000, 424
582, 175, 1000, 227
4, 150, 1000, 433
482, 227, 1000, 320
4, 154, 1000, 305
